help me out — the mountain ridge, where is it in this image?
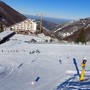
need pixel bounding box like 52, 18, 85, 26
0, 1, 26, 27
25, 14, 71, 24
52, 17, 90, 42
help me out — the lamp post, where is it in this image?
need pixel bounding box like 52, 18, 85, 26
37, 14, 43, 33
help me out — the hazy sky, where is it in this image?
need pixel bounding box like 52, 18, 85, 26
3, 0, 90, 19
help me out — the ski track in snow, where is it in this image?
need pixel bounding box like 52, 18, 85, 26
0, 60, 15, 81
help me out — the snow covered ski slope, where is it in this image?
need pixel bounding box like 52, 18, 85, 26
0, 33, 90, 90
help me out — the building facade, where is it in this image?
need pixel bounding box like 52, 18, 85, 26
8, 19, 37, 33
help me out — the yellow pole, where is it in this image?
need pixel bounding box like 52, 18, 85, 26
80, 65, 85, 81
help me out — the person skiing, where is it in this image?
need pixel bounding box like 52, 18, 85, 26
80, 57, 87, 81
82, 57, 87, 68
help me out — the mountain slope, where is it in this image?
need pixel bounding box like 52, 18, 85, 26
36, 19, 58, 31
63, 26, 90, 42
0, 1, 26, 27
53, 18, 90, 41
26, 15, 71, 31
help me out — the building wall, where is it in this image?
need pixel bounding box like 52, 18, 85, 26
8, 19, 37, 33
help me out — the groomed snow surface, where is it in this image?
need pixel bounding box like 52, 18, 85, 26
0, 33, 90, 90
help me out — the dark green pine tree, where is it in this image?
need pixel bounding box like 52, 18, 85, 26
75, 28, 86, 44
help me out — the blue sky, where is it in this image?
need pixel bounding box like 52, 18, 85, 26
3, 0, 90, 19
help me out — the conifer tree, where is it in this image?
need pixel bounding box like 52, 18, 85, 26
75, 28, 86, 44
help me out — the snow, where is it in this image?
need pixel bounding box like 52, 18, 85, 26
0, 65, 5, 73
53, 28, 62, 33
0, 30, 14, 39
0, 32, 90, 90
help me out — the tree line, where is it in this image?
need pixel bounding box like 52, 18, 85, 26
75, 28, 86, 44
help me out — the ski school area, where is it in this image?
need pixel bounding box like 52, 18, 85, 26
0, 30, 90, 90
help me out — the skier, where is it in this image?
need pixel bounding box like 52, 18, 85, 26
82, 57, 87, 68
80, 57, 87, 81
32, 50, 35, 54
36, 49, 40, 53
